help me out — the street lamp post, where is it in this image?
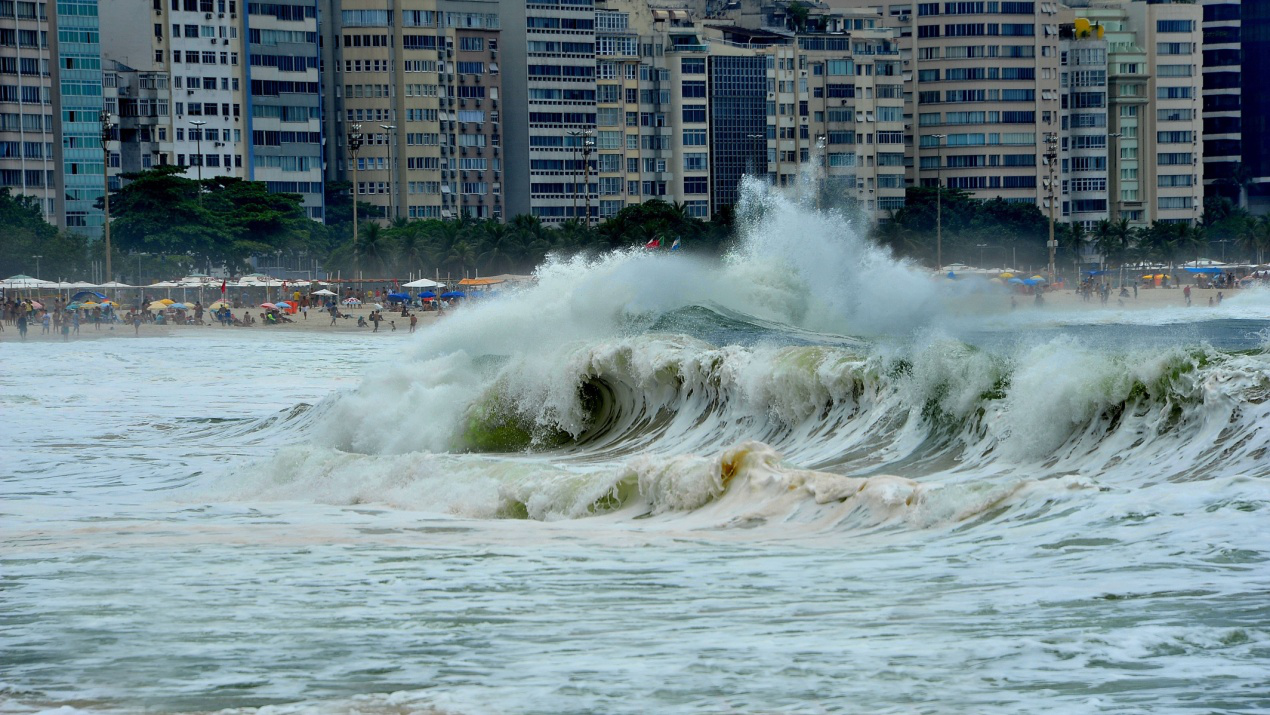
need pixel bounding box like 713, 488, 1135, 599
101, 110, 114, 285
1107, 133, 1122, 223
347, 123, 364, 287
1044, 132, 1059, 282
189, 119, 206, 204
567, 128, 594, 227
380, 124, 397, 222
932, 134, 946, 271
32, 254, 42, 280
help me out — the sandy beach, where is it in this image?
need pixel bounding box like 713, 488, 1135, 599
1, 283, 1252, 344
0, 303, 450, 342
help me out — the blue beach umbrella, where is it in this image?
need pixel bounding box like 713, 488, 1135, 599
440, 291, 466, 299
1007, 277, 1025, 285
418, 291, 437, 299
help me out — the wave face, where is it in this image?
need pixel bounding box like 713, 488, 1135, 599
221, 179, 1270, 529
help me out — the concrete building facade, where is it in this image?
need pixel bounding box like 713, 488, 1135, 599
244, 0, 323, 220
1, 0, 58, 223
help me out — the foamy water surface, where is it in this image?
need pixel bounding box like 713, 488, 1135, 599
4, 182, 1270, 714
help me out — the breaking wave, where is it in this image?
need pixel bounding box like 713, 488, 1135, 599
209, 178, 1270, 529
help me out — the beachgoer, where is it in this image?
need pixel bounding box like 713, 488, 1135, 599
17, 313, 27, 339
409, 314, 417, 332
1034, 292, 1044, 307
41, 312, 50, 334
1183, 285, 1191, 306
133, 313, 142, 336
1217, 291, 1223, 305
61, 319, 70, 341
390, 320, 396, 331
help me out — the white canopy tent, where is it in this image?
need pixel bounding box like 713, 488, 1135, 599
402, 278, 443, 288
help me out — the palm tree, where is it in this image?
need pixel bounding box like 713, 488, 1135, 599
477, 221, 525, 274
354, 221, 396, 277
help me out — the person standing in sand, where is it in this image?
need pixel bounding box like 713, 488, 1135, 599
1184, 285, 1191, 306
133, 313, 142, 336
409, 313, 417, 333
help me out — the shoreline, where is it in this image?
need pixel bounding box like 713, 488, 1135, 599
1, 285, 1259, 344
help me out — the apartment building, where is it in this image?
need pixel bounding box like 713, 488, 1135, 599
0, 0, 58, 223
910, 1, 1067, 208
1085, 7, 1148, 226
244, 0, 323, 220
1060, 27, 1111, 233
1200, 0, 1239, 205
103, 60, 171, 178
322, 0, 502, 223
1241, 1, 1270, 214
1128, 0, 1203, 224
102, 0, 249, 187
57, 0, 106, 232
497, 0, 597, 223
706, 11, 907, 219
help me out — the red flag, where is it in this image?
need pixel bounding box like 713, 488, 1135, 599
220, 279, 226, 294
644, 237, 661, 250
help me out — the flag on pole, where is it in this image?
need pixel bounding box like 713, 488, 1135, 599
670, 237, 681, 251
644, 237, 661, 250
220, 279, 226, 296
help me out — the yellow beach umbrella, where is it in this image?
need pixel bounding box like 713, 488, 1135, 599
998, 272, 1015, 279
157, 298, 175, 305
208, 300, 230, 310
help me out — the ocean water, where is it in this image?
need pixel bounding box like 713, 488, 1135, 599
4, 181, 1270, 714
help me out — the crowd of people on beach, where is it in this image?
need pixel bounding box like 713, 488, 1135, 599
2, 286, 457, 341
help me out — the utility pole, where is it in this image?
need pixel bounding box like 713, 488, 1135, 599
189, 119, 206, 204
932, 134, 946, 271
348, 123, 364, 287
583, 130, 594, 228
100, 110, 113, 285
568, 128, 594, 227
1044, 131, 1059, 282
379, 124, 397, 222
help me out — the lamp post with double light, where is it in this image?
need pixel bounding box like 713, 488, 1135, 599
932, 134, 946, 271
380, 124, 396, 222
100, 110, 114, 285
1044, 131, 1060, 282
189, 119, 206, 204
348, 123, 364, 287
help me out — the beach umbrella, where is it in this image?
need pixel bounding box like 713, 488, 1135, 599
169, 303, 189, 310
1007, 278, 1025, 285
29, 300, 43, 309
157, 298, 175, 305
312, 289, 336, 296
342, 298, 362, 305
80, 301, 99, 308
1022, 278, 1043, 286
440, 291, 466, 299
418, 291, 437, 298
1030, 275, 1047, 282
371, 303, 384, 310
69, 290, 107, 302
259, 302, 277, 309
209, 300, 230, 310
276, 301, 292, 309
998, 272, 1015, 279
403, 278, 442, 288
147, 303, 168, 311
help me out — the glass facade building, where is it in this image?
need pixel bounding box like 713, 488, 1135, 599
707, 54, 765, 211
56, 0, 104, 234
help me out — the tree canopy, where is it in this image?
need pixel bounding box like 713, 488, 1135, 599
0, 188, 91, 280
107, 165, 324, 273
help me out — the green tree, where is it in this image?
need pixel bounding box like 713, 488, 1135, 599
0, 188, 91, 280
